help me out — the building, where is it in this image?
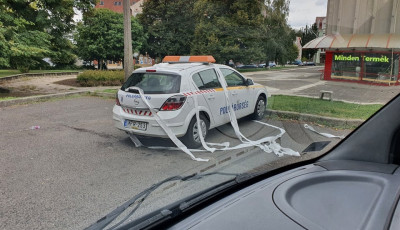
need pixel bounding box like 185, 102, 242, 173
294, 37, 302, 61
315, 17, 327, 37
95, 0, 141, 14
130, 0, 145, 17
313, 17, 327, 64
304, 0, 400, 85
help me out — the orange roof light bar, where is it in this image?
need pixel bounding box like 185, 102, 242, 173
162, 56, 216, 63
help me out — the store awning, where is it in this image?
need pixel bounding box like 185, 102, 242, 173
303, 34, 400, 50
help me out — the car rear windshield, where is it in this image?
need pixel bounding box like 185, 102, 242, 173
121, 73, 181, 94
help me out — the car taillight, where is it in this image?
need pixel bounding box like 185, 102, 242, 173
116, 94, 121, 106
160, 95, 186, 111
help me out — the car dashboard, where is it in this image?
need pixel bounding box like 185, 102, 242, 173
169, 160, 400, 230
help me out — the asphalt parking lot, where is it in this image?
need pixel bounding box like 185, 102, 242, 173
0, 96, 350, 229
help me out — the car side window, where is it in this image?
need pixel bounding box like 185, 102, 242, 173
220, 68, 246, 86
192, 73, 204, 89
192, 69, 222, 89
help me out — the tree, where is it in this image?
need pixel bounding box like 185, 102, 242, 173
191, 0, 266, 64
75, 9, 145, 70
0, 0, 97, 71
262, 0, 296, 64
138, 0, 197, 59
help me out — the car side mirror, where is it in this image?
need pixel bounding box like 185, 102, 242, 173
246, 78, 254, 86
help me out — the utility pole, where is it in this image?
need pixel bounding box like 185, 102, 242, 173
123, 0, 133, 81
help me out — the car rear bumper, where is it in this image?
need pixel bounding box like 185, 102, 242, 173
113, 105, 188, 138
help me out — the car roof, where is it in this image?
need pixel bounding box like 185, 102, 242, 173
135, 63, 231, 76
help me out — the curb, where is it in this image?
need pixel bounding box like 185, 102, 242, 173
267, 109, 364, 128
0, 91, 117, 108
0, 72, 80, 82
0, 91, 91, 107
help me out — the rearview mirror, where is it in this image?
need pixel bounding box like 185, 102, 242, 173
246, 78, 254, 86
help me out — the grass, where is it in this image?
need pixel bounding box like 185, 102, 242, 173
0, 69, 79, 78
101, 89, 118, 94
77, 70, 124, 86
268, 95, 382, 120
0, 97, 18, 101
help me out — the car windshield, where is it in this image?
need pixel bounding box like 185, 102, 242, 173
121, 73, 181, 94
1, 0, 399, 229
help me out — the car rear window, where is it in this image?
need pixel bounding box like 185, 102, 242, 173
121, 73, 181, 94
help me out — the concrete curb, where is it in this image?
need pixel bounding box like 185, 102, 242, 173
267, 109, 364, 128
0, 91, 117, 107
0, 91, 91, 107
0, 72, 80, 82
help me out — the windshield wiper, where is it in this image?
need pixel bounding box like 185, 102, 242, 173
85, 172, 240, 230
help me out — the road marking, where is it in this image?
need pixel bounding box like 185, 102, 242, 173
290, 81, 326, 92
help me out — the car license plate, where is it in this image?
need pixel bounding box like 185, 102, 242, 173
124, 120, 148, 131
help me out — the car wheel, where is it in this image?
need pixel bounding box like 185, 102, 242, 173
181, 114, 209, 149
251, 96, 266, 120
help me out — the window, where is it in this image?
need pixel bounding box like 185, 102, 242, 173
220, 68, 246, 86
331, 52, 399, 81
192, 69, 221, 89
99, 1, 104, 5
114, 1, 121, 6
122, 73, 181, 94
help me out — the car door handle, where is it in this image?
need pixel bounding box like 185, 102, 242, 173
207, 95, 215, 100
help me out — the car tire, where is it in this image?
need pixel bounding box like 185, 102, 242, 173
251, 96, 266, 120
181, 114, 209, 149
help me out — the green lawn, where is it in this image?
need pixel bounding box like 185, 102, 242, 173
268, 95, 382, 120
0, 69, 79, 78
100, 89, 118, 94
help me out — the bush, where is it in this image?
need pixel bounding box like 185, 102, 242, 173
77, 70, 124, 86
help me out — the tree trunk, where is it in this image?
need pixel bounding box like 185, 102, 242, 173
123, 0, 133, 81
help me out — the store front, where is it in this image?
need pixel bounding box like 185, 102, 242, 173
304, 34, 400, 86
324, 51, 400, 85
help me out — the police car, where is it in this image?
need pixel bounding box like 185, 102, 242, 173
113, 56, 268, 148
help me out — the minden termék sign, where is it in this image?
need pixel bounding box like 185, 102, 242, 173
334, 54, 390, 63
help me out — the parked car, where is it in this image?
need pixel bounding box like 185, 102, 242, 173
236, 64, 258, 69
291, 60, 303, 66
303, 61, 316, 66
113, 56, 268, 148
268, 62, 276, 68
257, 63, 266, 68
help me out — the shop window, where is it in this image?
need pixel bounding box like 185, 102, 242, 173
331, 52, 399, 82
331, 52, 361, 80
363, 53, 399, 82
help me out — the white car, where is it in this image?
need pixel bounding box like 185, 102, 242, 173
113, 56, 268, 148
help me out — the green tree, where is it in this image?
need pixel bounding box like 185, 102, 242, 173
262, 0, 296, 65
191, 0, 266, 64
75, 9, 145, 69
0, 0, 97, 71
138, 0, 196, 59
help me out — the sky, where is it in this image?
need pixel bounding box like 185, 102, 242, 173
288, 0, 328, 30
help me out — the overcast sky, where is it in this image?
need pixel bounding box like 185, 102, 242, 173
288, 0, 328, 30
